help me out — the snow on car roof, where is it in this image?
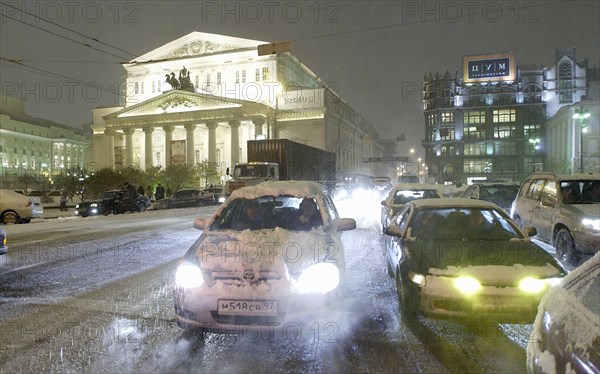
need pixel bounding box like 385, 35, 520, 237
409, 197, 500, 209
229, 180, 326, 200
390, 183, 440, 191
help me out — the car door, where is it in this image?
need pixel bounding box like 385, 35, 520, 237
520, 178, 545, 227
387, 205, 412, 275
532, 179, 558, 242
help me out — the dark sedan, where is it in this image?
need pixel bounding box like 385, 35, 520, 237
384, 198, 567, 324
154, 189, 215, 210
75, 189, 150, 217
527, 253, 600, 373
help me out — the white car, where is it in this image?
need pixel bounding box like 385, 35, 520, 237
380, 183, 441, 233
0, 189, 44, 224
174, 181, 356, 338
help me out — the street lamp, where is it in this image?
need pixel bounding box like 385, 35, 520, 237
572, 106, 590, 173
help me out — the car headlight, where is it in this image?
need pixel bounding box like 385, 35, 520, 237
410, 272, 426, 287
175, 260, 205, 288
91, 203, 98, 208
582, 218, 600, 231
218, 196, 226, 203
519, 277, 562, 293
295, 263, 340, 294
75, 204, 80, 209
454, 276, 482, 295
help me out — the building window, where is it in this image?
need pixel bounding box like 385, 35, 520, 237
241, 70, 246, 83
464, 124, 485, 140
255, 68, 260, 81
134, 82, 139, 94
194, 149, 200, 164
494, 141, 516, 155
217, 73, 222, 85
235, 71, 240, 84
465, 110, 486, 124
464, 159, 492, 174
156, 152, 161, 166
493, 109, 516, 123
206, 74, 211, 86
427, 128, 436, 142
559, 61, 573, 103
439, 127, 454, 140
464, 142, 485, 156
427, 113, 436, 126
195, 75, 200, 87
523, 123, 541, 139
494, 124, 516, 139
262, 67, 269, 81
442, 112, 454, 124
140, 82, 144, 94
152, 81, 156, 93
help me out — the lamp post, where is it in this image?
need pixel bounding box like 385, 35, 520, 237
572, 106, 590, 173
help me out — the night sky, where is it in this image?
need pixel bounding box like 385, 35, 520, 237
1, 0, 599, 159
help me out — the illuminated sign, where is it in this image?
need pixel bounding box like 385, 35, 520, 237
463, 53, 515, 83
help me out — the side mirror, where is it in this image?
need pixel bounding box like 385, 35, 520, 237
522, 225, 537, 237
193, 217, 207, 230
385, 224, 404, 237
334, 218, 356, 232
380, 200, 386, 206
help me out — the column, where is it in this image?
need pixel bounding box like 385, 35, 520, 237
229, 120, 241, 166
253, 118, 265, 139
144, 127, 154, 169
163, 125, 175, 167
104, 129, 116, 170
123, 128, 135, 167
185, 123, 197, 165
206, 121, 218, 163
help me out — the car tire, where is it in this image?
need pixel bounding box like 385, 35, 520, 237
396, 263, 418, 319
1, 211, 20, 225
554, 228, 580, 268
137, 203, 146, 213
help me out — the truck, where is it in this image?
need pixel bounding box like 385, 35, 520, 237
222, 139, 336, 198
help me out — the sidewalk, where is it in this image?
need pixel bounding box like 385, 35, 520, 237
41, 206, 77, 219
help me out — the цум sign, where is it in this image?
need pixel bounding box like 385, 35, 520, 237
463, 52, 515, 83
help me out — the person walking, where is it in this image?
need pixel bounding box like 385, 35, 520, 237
59, 192, 68, 211
155, 183, 165, 201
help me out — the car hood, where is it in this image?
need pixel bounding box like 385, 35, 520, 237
192, 227, 341, 275
404, 239, 566, 282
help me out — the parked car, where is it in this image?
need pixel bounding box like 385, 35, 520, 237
0, 226, 7, 255
154, 189, 215, 210
461, 182, 520, 212
201, 187, 225, 205
380, 183, 441, 233
0, 189, 44, 224
510, 172, 600, 268
174, 180, 356, 338
75, 189, 150, 217
384, 198, 567, 323
527, 252, 600, 373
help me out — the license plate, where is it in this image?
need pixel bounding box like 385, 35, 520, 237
217, 299, 278, 316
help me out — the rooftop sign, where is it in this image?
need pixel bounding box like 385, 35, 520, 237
463, 52, 515, 83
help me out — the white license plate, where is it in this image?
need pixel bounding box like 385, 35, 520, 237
217, 299, 278, 316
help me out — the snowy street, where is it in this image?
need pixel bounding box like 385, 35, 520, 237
0, 202, 531, 373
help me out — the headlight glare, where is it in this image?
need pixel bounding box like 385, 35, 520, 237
582, 218, 600, 231
91, 203, 98, 208
519, 277, 561, 293
296, 263, 339, 294
175, 261, 205, 288
454, 276, 482, 295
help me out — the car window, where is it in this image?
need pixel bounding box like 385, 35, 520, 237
540, 180, 557, 205
322, 194, 339, 221
519, 179, 532, 197
527, 179, 545, 200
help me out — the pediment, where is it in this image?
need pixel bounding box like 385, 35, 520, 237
105, 90, 243, 119
132, 31, 267, 63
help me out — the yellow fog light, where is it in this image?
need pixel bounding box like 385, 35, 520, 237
454, 276, 482, 295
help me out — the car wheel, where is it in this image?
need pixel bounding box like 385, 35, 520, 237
554, 228, 580, 268
396, 263, 418, 319
1, 211, 20, 225
137, 203, 146, 213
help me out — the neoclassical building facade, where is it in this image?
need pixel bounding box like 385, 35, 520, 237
0, 95, 89, 188
91, 32, 382, 182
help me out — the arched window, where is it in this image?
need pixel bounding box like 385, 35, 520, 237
559, 61, 573, 103
156, 151, 161, 166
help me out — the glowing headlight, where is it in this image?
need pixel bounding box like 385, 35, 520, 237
454, 276, 482, 295
582, 218, 600, 231
410, 272, 426, 286
519, 277, 562, 293
75, 204, 80, 209
91, 203, 98, 208
175, 261, 205, 288
296, 263, 340, 294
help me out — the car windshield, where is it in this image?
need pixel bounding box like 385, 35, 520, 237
408, 207, 522, 241
560, 180, 600, 204
210, 195, 324, 231
393, 190, 439, 205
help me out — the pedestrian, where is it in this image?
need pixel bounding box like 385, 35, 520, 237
155, 183, 165, 201
60, 192, 68, 211
146, 185, 153, 200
